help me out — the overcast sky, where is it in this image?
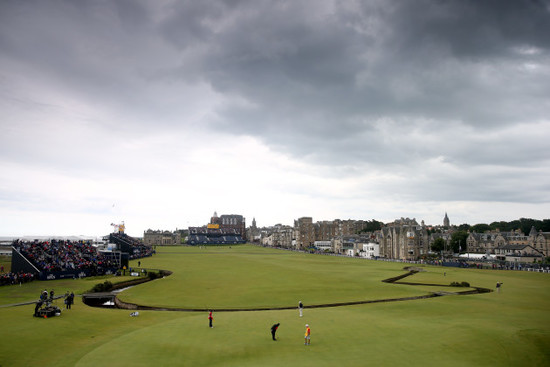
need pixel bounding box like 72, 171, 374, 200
1, 0, 549, 237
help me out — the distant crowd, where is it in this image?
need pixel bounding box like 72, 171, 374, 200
3, 237, 154, 285
129, 243, 155, 260
0, 270, 35, 286
13, 239, 118, 273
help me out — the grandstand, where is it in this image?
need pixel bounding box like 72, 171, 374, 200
187, 227, 246, 245
108, 231, 154, 262
11, 239, 120, 280
187, 212, 247, 245
9, 223, 154, 281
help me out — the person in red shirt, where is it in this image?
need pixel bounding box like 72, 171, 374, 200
271, 323, 280, 340
208, 310, 213, 328
304, 324, 311, 345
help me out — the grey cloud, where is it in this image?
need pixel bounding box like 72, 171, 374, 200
390, 0, 550, 59
183, 0, 550, 172
1, 0, 549, 209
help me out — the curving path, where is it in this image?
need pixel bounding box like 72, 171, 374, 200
107, 267, 492, 312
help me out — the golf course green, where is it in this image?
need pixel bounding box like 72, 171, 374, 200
1, 244, 549, 366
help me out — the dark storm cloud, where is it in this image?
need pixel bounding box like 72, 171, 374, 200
151, 0, 550, 167
1, 0, 549, 209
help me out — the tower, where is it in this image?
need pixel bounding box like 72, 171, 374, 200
211, 211, 220, 225
443, 213, 450, 228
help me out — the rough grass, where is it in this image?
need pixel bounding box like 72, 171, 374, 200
1, 244, 549, 367
0, 274, 136, 306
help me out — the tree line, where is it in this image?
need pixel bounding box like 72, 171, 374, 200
457, 218, 550, 234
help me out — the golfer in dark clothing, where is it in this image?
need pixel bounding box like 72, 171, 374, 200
68, 292, 74, 309
34, 300, 43, 316
271, 323, 280, 340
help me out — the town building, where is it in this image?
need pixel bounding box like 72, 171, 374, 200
247, 217, 261, 243
332, 235, 371, 256
530, 227, 550, 257
212, 212, 246, 240
494, 244, 544, 263
143, 229, 182, 246
314, 240, 332, 252
379, 218, 429, 260
467, 227, 549, 258
259, 224, 294, 248
294, 217, 314, 250
361, 242, 380, 258
466, 232, 500, 254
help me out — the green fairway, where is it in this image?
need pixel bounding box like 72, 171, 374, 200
118, 245, 448, 309
1, 244, 549, 366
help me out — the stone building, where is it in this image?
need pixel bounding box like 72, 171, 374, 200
313, 219, 369, 241
467, 227, 550, 258
260, 217, 378, 252
272, 225, 294, 248
294, 217, 315, 250
379, 218, 429, 260
466, 232, 500, 254
247, 217, 261, 243
315, 221, 337, 241
494, 230, 529, 248
143, 229, 182, 246
260, 224, 294, 248
494, 244, 544, 263
332, 235, 371, 255
530, 227, 550, 257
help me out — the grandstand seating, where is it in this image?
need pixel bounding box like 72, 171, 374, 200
187, 227, 246, 245
108, 232, 153, 259
12, 239, 119, 279
11, 234, 153, 281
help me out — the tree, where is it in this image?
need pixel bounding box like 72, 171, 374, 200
490, 221, 509, 231
471, 223, 490, 233
431, 238, 445, 253
485, 218, 550, 234
450, 231, 469, 253
359, 220, 383, 234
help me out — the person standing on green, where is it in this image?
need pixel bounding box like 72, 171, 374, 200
304, 324, 311, 345
208, 310, 214, 328
271, 323, 280, 340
